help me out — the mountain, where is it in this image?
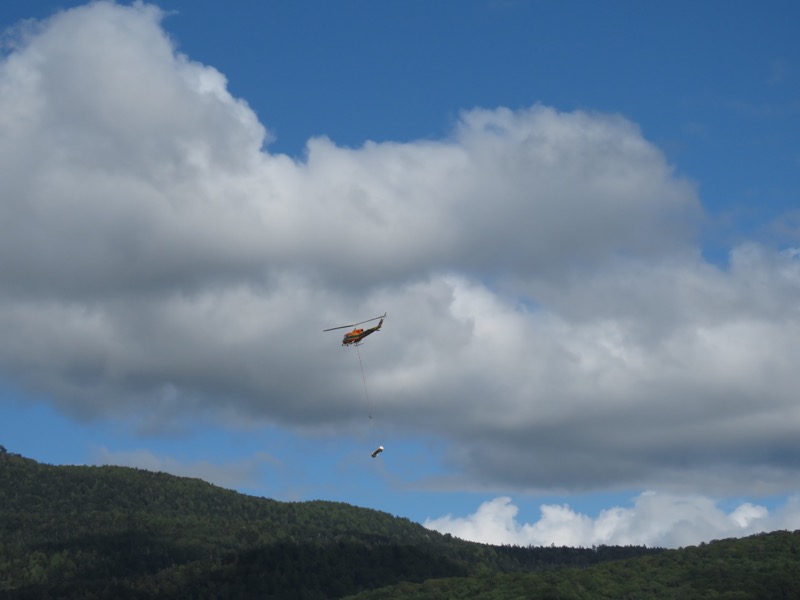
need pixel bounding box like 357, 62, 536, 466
344, 529, 800, 599
1, 447, 797, 599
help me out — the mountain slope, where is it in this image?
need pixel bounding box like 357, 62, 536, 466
13, 447, 779, 599
1, 448, 474, 598
343, 530, 800, 599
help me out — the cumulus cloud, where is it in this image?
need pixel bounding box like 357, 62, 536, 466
1, 2, 799, 499
425, 493, 800, 548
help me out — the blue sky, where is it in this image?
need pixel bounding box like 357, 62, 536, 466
1, 0, 799, 548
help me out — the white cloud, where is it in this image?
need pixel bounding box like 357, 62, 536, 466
424, 493, 800, 548
1, 2, 799, 500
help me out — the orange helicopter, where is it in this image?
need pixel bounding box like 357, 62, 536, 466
324, 313, 386, 346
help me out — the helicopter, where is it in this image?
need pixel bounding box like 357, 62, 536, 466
324, 313, 386, 346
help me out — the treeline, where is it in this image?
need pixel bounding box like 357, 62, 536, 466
344, 530, 800, 599
1, 448, 796, 599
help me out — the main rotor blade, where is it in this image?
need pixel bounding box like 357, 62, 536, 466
323, 313, 385, 332
353, 313, 386, 327
323, 324, 354, 332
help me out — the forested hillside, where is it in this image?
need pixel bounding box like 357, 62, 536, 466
344, 530, 800, 599
2, 447, 796, 599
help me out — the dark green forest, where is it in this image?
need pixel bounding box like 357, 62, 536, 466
1, 446, 798, 599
